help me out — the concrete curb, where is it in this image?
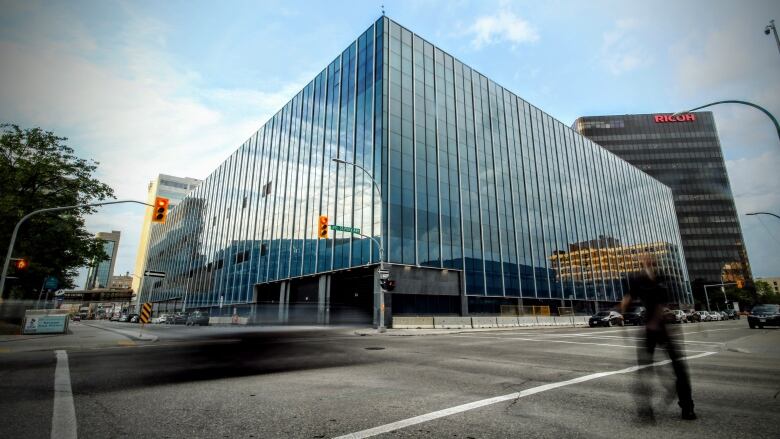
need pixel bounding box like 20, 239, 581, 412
82, 323, 158, 342
354, 324, 586, 337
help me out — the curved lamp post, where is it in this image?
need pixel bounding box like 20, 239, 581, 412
1, 200, 153, 301
746, 212, 780, 221
672, 100, 780, 145
331, 158, 387, 332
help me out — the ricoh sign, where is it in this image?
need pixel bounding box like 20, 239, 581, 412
654, 114, 696, 123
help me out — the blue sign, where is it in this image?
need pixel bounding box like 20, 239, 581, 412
44, 276, 58, 290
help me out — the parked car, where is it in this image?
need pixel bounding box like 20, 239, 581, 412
168, 312, 188, 325
186, 310, 210, 326
622, 306, 646, 326
128, 314, 139, 323
696, 311, 711, 322
109, 313, 121, 322
665, 309, 688, 324
684, 309, 701, 323
589, 311, 624, 327
118, 314, 130, 322
709, 311, 722, 321
71, 314, 81, 322
152, 314, 170, 324
723, 309, 739, 320
748, 304, 780, 329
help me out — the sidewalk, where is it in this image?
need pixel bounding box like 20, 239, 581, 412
353, 324, 584, 337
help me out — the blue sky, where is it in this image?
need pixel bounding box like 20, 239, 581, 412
1, 0, 779, 283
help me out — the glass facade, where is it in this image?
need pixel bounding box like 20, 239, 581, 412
85, 232, 120, 290
575, 113, 751, 288
141, 17, 693, 311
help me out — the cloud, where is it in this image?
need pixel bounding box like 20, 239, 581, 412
466, 9, 539, 49
0, 4, 311, 282
597, 18, 651, 75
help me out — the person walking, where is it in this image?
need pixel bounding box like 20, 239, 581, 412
621, 255, 696, 421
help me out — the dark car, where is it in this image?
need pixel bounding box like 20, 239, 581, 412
589, 311, 624, 327
128, 314, 139, 323
748, 304, 780, 329
169, 312, 188, 325
118, 314, 130, 322
723, 309, 739, 320
622, 306, 646, 325
186, 310, 210, 326
684, 309, 701, 323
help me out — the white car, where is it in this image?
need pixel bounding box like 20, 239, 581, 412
152, 314, 169, 324
708, 311, 721, 321
696, 311, 711, 321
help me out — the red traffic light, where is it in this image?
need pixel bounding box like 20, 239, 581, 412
15, 259, 28, 270
152, 197, 170, 224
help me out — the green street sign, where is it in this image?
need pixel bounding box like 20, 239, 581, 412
43, 276, 58, 290
329, 224, 361, 234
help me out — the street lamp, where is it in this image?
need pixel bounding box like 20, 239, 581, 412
766, 19, 780, 58
746, 212, 780, 221
331, 157, 387, 332
672, 100, 780, 145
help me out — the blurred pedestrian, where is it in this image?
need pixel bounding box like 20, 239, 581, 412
621, 255, 696, 421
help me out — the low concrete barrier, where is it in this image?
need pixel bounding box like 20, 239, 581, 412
496, 316, 520, 327
392, 316, 435, 329
433, 316, 472, 329
208, 316, 248, 325
471, 316, 498, 328
518, 316, 538, 326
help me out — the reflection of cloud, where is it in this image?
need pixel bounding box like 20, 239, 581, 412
597, 18, 650, 75
465, 8, 539, 49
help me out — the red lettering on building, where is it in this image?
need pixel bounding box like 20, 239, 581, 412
654, 114, 696, 123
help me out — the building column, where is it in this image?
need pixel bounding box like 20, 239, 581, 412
373, 268, 381, 328
278, 281, 289, 324
317, 274, 331, 325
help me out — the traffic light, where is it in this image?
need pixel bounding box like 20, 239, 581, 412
151, 197, 169, 223
15, 258, 28, 270
318, 215, 328, 239
380, 279, 396, 291
736, 279, 744, 289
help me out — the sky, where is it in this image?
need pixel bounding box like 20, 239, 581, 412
1, 0, 779, 285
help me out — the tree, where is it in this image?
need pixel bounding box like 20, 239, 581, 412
1, 124, 114, 299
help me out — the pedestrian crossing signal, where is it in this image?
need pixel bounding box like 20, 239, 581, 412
318, 215, 328, 239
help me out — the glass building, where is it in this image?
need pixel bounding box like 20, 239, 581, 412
575, 112, 752, 292
140, 17, 692, 323
85, 230, 121, 290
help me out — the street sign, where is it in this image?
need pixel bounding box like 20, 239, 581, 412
44, 276, 58, 290
144, 270, 166, 278
329, 224, 361, 234
139, 302, 152, 324
379, 269, 390, 280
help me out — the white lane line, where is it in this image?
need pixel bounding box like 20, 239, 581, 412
334, 351, 716, 439
561, 334, 724, 346
52, 350, 77, 439
452, 334, 714, 353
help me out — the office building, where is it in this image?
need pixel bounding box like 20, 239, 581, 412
85, 230, 120, 290
140, 17, 692, 324
131, 174, 201, 298
575, 112, 752, 291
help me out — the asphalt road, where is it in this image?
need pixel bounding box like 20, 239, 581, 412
1, 319, 778, 438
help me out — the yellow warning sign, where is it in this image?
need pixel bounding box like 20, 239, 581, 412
139, 303, 152, 324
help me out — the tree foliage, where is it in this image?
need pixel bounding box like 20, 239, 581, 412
1, 124, 114, 299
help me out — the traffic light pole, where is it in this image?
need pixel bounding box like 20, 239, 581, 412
0, 200, 153, 301
332, 158, 387, 332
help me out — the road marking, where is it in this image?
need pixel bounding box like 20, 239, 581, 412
453, 334, 714, 353
334, 351, 716, 439
52, 350, 77, 439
